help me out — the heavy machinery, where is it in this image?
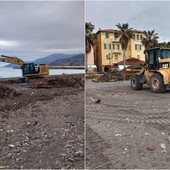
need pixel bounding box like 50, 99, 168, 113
0, 55, 49, 81
131, 47, 170, 93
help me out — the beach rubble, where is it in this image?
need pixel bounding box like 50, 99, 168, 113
92, 70, 126, 82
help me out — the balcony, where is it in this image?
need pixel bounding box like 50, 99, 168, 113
112, 39, 119, 43
113, 50, 121, 54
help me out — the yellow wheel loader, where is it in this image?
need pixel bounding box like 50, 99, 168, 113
131, 47, 170, 93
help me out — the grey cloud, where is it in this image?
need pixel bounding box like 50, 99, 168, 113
86, 1, 170, 42
0, 1, 84, 61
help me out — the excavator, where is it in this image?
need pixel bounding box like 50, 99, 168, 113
0, 55, 49, 82
131, 47, 170, 93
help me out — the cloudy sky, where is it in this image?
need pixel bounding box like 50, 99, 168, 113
86, 1, 170, 42
0, 1, 84, 63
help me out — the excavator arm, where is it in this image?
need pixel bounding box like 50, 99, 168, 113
0, 54, 49, 78
0, 55, 25, 67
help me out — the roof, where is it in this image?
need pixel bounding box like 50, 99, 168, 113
146, 47, 170, 51
132, 29, 143, 33
96, 29, 114, 34
96, 29, 143, 34
117, 57, 145, 65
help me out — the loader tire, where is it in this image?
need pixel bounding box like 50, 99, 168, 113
150, 73, 165, 93
131, 74, 143, 90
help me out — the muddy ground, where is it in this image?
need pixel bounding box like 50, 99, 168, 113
0, 74, 84, 169
86, 80, 170, 169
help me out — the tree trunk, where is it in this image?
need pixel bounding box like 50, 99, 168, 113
86, 53, 88, 73
123, 49, 126, 80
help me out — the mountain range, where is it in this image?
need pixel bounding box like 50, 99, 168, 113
4, 53, 84, 68
49, 54, 84, 66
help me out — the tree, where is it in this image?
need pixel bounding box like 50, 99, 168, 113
142, 30, 159, 50
85, 22, 96, 72
86, 22, 95, 54
116, 23, 134, 71
158, 41, 170, 48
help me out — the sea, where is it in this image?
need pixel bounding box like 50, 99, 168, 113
0, 67, 85, 78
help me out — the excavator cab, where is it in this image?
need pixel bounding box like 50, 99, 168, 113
22, 63, 49, 77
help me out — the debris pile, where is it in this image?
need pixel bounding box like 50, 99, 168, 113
31, 75, 84, 89
0, 83, 20, 98
92, 70, 126, 82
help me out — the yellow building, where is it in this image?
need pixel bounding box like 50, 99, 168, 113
95, 29, 145, 72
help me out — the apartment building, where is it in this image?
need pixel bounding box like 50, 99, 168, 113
94, 29, 145, 72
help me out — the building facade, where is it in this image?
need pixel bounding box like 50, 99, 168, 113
87, 47, 97, 72
94, 29, 145, 72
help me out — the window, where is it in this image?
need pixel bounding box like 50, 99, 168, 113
105, 32, 109, 38
140, 35, 143, 40
115, 54, 118, 62
148, 51, 155, 64
113, 44, 119, 50
137, 55, 140, 59
106, 53, 111, 60
135, 44, 141, 51
104, 43, 111, 49
114, 34, 118, 40
137, 34, 139, 40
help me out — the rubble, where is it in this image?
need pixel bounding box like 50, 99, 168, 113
0, 83, 20, 98
31, 74, 84, 89
92, 70, 127, 82
0, 74, 84, 169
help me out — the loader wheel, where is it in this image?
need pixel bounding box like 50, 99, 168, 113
150, 73, 165, 93
131, 75, 143, 90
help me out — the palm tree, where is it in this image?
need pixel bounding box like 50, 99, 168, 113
116, 23, 134, 70
86, 22, 96, 72
142, 30, 159, 50
86, 22, 95, 54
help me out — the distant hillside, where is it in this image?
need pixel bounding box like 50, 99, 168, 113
34, 53, 77, 65
49, 54, 84, 66
4, 63, 19, 68
4, 53, 83, 68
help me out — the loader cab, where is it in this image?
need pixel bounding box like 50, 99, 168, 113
145, 49, 159, 70
146, 48, 170, 71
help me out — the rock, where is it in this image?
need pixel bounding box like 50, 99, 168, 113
160, 143, 166, 149
8, 144, 15, 148
115, 134, 121, 137
74, 150, 84, 157
68, 158, 75, 162
161, 132, 165, 136
147, 145, 156, 151
90, 97, 101, 104
161, 149, 167, 153
65, 144, 72, 148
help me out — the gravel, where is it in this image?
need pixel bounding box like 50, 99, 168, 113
86, 80, 170, 169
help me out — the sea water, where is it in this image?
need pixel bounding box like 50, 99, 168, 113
0, 67, 85, 78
